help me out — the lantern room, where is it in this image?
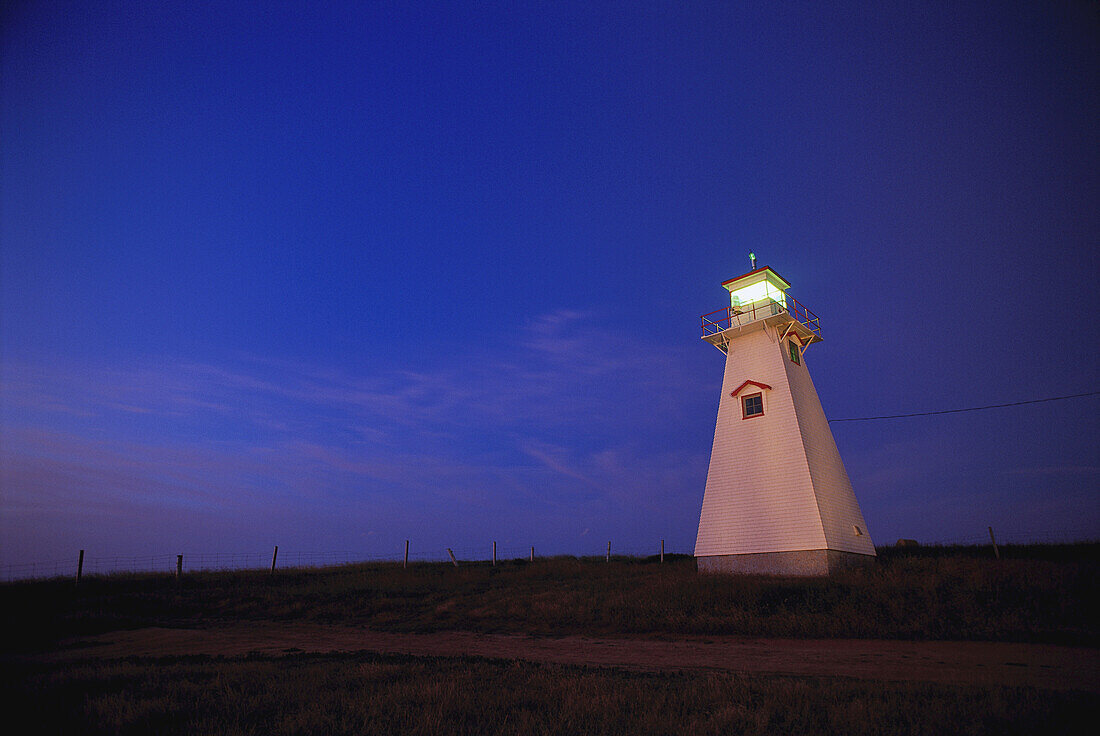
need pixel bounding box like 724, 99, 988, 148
700, 265, 822, 354
722, 266, 790, 312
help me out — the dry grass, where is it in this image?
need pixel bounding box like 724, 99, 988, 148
6, 651, 1095, 736
3, 545, 1095, 735
2, 544, 1096, 652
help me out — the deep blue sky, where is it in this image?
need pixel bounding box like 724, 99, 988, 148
2, 1, 1097, 568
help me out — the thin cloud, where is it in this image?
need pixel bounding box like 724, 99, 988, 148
0, 311, 709, 566
519, 440, 602, 489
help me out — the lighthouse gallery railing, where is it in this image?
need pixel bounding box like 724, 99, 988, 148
700, 294, 821, 339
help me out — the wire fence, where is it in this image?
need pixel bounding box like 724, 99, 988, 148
2, 530, 1095, 583
0, 539, 689, 583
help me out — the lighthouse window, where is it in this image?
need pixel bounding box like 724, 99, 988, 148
742, 393, 764, 419
788, 341, 801, 365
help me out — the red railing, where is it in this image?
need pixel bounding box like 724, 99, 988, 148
700, 294, 821, 339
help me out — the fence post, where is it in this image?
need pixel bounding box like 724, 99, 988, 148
270, 545, 278, 573
176, 554, 183, 581
447, 548, 459, 567
404, 539, 409, 569
988, 526, 1000, 560
606, 540, 611, 562
530, 546, 534, 562
660, 539, 665, 564
76, 549, 84, 587
492, 541, 497, 566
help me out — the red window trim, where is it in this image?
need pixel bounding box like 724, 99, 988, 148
730, 380, 772, 398
741, 392, 765, 420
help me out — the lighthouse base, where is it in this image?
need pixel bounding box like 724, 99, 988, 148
696, 549, 875, 577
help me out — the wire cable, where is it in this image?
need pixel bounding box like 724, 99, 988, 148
829, 391, 1100, 423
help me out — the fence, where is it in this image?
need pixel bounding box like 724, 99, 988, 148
3, 529, 1096, 583
0, 538, 689, 583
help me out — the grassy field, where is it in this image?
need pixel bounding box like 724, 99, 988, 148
6, 651, 1096, 736
2, 545, 1096, 734
2, 544, 1097, 651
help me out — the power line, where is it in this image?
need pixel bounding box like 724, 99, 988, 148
829, 391, 1100, 423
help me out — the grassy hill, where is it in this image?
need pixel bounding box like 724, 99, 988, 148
3, 544, 1097, 735
3, 544, 1097, 651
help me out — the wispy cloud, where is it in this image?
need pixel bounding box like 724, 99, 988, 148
519, 440, 602, 489
2, 309, 699, 441
0, 311, 710, 564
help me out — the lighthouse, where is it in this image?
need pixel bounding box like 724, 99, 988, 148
694, 262, 875, 575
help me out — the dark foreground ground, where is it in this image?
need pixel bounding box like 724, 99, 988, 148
3, 545, 1098, 734
33, 622, 1100, 692
8, 651, 1095, 736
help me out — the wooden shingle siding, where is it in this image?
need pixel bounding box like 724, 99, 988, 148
783, 337, 876, 556
695, 324, 875, 559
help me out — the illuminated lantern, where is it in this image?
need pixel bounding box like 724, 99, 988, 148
694, 262, 875, 575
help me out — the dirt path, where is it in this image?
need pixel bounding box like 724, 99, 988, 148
43, 623, 1099, 692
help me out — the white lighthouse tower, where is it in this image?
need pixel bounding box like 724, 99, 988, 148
694, 261, 875, 575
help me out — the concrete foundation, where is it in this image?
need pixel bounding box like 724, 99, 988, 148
696, 549, 876, 576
